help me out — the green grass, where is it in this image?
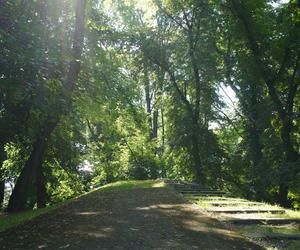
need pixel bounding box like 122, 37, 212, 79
284, 209, 300, 219
240, 224, 300, 250
0, 179, 164, 232
0, 203, 64, 233
240, 224, 300, 235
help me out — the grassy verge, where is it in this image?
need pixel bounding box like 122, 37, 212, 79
0, 203, 65, 233
239, 225, 300, 250
240, 224, 300, 235
0, 179, 165, 233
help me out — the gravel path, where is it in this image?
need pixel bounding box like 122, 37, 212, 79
0, 188, 264, 249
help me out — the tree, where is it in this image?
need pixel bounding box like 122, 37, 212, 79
227, 0, 300, 206
139, 0, 222, 183
7, 0, 87, 212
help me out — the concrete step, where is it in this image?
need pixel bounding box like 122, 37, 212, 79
227, 218, 300, 225
203, 201, 264, 207
175, 189, 216, 193
174, 188, 215, 192
180, 190, 225, 194
170, 182, 200, 186
190, 197, 247, 202
207, 208, 285, 214
170, 183, 206, 189
248, 232, 300, 240
184, 193, 227, 197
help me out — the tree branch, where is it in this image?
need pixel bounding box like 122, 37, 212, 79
230, 0, 286, 120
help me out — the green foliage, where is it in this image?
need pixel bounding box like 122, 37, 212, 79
127, 148, 161, 180
0, 0, 299, 211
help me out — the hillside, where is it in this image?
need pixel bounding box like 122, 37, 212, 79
0, 181, 262, 249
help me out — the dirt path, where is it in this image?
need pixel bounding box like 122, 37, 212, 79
0, 188, 263, 249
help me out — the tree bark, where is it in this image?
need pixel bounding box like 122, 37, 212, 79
161, 108, 165, 152
188, 32, 203, 184
7, 119, 58, 212
191, 134, 202, 183
278, 117, 299, 207
36, 159, 47, 208
191, 117, 203, 183
152, 109, 158, 139
248, 84, 266, 200
250, 124, 265, 200
144, 62, 152, 136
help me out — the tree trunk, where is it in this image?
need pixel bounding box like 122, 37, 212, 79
161, 108, 165, 153
250, 125, 265, 200
144, 64, 152, 136
191, 134, 202, 183
248, 85, 266, 200
152, 109, 158, 139
278, 118, 299, 207
278, 183, 289, 207
7, 119, 57, 212
191, 117, 203, 183
186, 27, 204, 184
36, 160, 47, 208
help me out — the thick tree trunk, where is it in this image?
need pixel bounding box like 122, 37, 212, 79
250, 126, 265, 200
7, 138, 46, 212
278, 183, 289, 207
248, 85, 266, 200
278, 118, 299, 207
186, 28, 204, 184
191, 134, 202, 183
7, 119, 57, 212
191, 118, 203, 183
36, 160, 47, 208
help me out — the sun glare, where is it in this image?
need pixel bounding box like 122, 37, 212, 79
103, 0, 157, 24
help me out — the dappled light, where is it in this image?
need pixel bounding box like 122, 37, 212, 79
0, 186, 264, 249
74, 211, 103, 216
85, 227, 115, 238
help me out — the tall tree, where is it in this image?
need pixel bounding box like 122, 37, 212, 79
140, 0, 221, 183
227, 0, 300, 206
7, 0, 87, 212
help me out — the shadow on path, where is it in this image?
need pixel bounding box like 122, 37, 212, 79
0, 188, 263, 249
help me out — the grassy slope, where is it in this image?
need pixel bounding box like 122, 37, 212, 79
0, 180, 164, 232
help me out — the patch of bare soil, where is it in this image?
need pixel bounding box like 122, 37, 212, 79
0, 188, 264, 249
